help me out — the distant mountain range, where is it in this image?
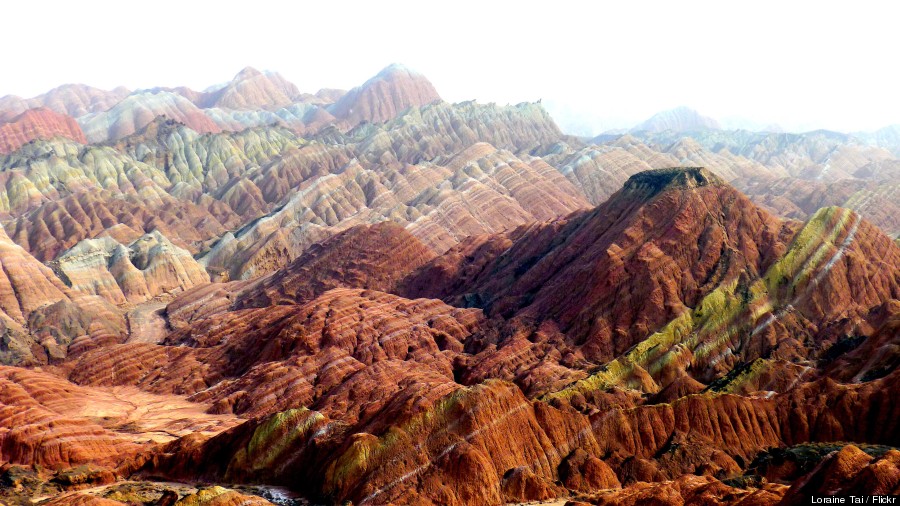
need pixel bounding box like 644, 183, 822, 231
0, 64, 898, 505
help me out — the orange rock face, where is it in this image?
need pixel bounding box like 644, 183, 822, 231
405, 168, 799, 362
0, 367, 141, 469
736, 174, 900, 237
330, 64, 441, 127
779, 446, 900, 504
0, 225, 125, 365
235, 221, 436, 308
5, 190, 235, 261
0, 60, 899, 506
0, 108, 87, 153
37, 168, 895, 505
72, 288, 483, 420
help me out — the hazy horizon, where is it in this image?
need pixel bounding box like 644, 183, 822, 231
4, 0, 899, 134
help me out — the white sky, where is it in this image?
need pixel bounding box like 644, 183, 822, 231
3, 0, 898, 133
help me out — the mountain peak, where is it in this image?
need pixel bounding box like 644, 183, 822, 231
624, 166, 724, 193
376, 63, 419, 78
234, 66, 264, 80
329, 63, 441, 127
633, 106, 721, 133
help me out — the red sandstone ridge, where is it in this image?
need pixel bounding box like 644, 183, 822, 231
196, 67, 302, 111
72, 288, 484, 420
233, 221, 437, 308
0, 61, 897, 506
402, 167, 900, 398
779, 445, 900, 503
403, 167, 799, 363
5, 189, 236, 262
165, 222, 438, 329
329, 64, 441, 127
0, 108, 87, 153
59, 171, 894, 505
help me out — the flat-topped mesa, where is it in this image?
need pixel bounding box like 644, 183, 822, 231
623, 166, 724, 194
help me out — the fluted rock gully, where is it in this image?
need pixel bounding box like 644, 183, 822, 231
0, 65, 898, 505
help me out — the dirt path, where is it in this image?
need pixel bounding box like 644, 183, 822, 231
125, 300, 169, 344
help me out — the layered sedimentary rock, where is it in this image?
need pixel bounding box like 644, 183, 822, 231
47, 169, 899, 504
0, 137, 173, 216
54, 231, 209, 305
346, 99, 568, 165
405, 168, 798, 360
141, 370, 898, 505
0, 84, 130, 118
779, 445, 900, 503
589, 474, 786, 505
0, 108, 87, 153
234, 221, 436, 308
330, 64, 441, 127
165, 222, 437, 330
111, 117, 306, 206
550, 145, 654, 205
0, 94, 582, 285
627, 128, 898, 182
78, 91, 222, 142
199, 141, 588, 280
0, 59, 898, 506
0, 366, 240, 465
403, 168, 900, 403
736, 174, 900, 237
195, 67, 301, 111
4, 189, 236, 261
71, 288, 483, 419
585, 133, 899, 235
0, 225, 125, 364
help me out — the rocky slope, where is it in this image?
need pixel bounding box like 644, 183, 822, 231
329, 64, 441, 127
79, 91, 223, 142
586, 129, 900, 238
53, 230, 209, 305
194, 67, 302, 111
736, 174, 900, 237
0, 84, 130, 118
234, 221, 436, 309
4, 189, 237, 261
0, 107, 87, 153
3, 168, 886, 504
627, 128, 898, 182
163, 222, 436, 331
198, 140, 588, 280
0, 96, 585, 286
0, 225, 125, 365
0, 62, 898, 505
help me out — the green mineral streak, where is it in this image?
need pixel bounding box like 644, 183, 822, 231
544, 310, 693, 401
842, 189, 869, 209
545, 278, 757, 400
706, 358, 772, 394
174, 486, 230, 506
327, 387, 467, 490
226, 408, 323, 479
762, 206, 851, 294
545, 207, 860, 401
577, 269, 779, 395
